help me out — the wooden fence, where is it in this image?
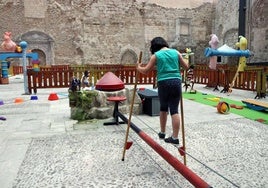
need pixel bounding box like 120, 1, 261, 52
23, 64, 157, 94
10, 64, 267, 96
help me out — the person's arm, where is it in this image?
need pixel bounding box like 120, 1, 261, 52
178, 53, 189, 70
137, 55, 156, 74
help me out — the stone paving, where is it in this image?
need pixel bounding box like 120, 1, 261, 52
0, 75, 267, 188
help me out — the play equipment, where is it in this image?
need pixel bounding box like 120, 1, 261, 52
0, 51, 39, 60
217, 101, 230, 114
182, 48, 195, 89
180, 90, 187, 165
0, 50, 39, 85
205, 36, 252, 95
122, 51, 142, 162
245, 62, 268, 99
208, 34, 219, 70
48, 93, 59, 101
242, 99, 268, 111
204, 44, 251, 58
118, 112, 211, 187
229, 104, 244, 110
0, 32, 40, 93
95, 71, 125, 91
0, 61, 9, 84
0, 42, 39, 93
207, 97, 221, 102
31, 59, 40, 72
103, 96, 127, 125
30, 95, 38, 100
14, 97, 24, 104
1, 32, 16, 52
0, 116, 6, 121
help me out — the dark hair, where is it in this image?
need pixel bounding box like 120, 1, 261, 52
84, 70, 89, 76
150, 37, 169, 54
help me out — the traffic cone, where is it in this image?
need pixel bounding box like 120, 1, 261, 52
48, 93, 59, 101
30, 95, 38, 100
14, 97, 24, 104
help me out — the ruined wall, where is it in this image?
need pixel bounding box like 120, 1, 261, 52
249, 0, 268, 62
213, 0, 268, 63
0, 0, 214, 65
141, 3, 214, 63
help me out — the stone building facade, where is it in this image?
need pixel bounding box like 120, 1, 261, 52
214, 0, 268, 64
0, 0, 266, 66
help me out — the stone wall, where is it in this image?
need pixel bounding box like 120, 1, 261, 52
69, 88, 142, 120
249, 0, 268, 62
0, 0, 266, 66
0, 0, 213, 65
213, 0, 268, 63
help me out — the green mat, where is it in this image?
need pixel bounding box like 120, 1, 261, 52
182, 91, 268, 125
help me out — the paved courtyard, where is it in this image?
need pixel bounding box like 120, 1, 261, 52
0, 75, 267, 188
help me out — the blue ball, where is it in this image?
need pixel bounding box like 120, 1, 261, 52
19, 41, 28, 49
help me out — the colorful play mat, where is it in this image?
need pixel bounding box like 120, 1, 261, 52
183, 91, 268, 125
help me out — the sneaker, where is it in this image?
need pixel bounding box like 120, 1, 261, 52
164, 137, 179, 145
158, 132, 165, 139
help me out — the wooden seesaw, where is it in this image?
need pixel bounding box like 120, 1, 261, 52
242, 99, 268, 111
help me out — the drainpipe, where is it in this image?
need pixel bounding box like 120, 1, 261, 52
238, 0, 247, 37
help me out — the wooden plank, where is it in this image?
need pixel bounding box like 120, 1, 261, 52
242, 99, 268, 109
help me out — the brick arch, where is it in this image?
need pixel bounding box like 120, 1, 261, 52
120, 49, 138, 64
16, 31, 54, 65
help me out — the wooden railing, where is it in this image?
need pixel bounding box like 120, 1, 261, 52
27, 69, 73, 94
25, 64, 157, 94
10, 64, 267, 95
193, 64, 257, 91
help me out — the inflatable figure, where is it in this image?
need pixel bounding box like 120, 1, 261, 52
1, 32, 17, 52
235, 36, 247, 72
208, 34, 219, 70
228, 36, 248, 94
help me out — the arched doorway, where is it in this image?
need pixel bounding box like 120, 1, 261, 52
120, 49, 138, 64
17, 31, 54, 65
31, 49, 46, 66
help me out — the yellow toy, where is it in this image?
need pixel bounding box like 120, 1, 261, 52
217, 101, 230, 114
228, 36, 247, 94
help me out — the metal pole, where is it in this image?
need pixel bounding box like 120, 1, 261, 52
238, 0, 246, 37
20, 41, 29, 94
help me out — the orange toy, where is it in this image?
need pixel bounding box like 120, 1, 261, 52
217, 101, 230, 114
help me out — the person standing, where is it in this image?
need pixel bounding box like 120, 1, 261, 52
137, 37, 189, 144
81, 70, 90, 88
185, 64, 195, 92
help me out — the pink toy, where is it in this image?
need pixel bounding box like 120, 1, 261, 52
1, 32, 17, 52
208, 34, 219, 70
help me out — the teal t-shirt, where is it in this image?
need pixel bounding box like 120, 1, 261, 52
155, 49, 181, 82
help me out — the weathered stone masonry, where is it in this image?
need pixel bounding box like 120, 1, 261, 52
0, 0, 266, 66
